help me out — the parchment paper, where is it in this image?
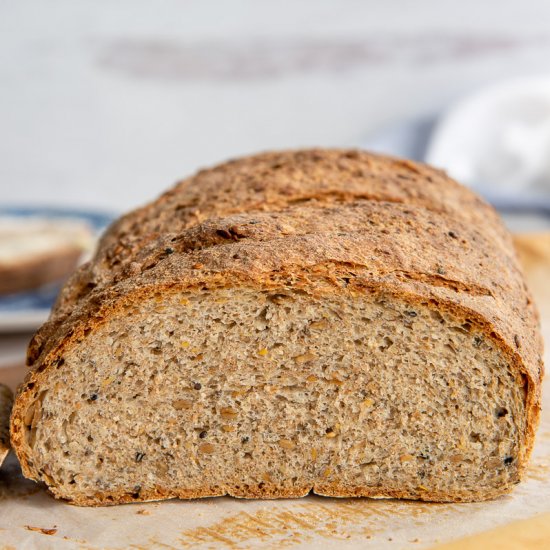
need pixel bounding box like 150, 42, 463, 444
1, 234, 549, 550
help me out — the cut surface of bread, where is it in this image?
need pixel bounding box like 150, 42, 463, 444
10, 150, 543, 506
22, 289, 526, 504
0, 384, 13, 467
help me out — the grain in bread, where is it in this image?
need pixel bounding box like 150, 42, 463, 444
10, 150, 543, 505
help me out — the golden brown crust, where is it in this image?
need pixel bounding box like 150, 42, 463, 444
10, 149, 543, 505
52, 481, 511, 507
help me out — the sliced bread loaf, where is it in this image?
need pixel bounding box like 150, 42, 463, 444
10, 150, 543, 505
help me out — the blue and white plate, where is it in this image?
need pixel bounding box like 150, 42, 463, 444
0, 207, 114, 332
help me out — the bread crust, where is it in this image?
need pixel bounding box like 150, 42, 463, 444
46, 480, 513, 507
10, 149, 543, 505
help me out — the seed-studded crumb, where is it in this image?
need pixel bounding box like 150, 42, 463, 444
20, 288, 525, 504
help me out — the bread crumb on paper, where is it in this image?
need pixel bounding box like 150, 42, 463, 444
24, 525, 57, 535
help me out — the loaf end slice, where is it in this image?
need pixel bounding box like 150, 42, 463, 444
0, 217, 93, 295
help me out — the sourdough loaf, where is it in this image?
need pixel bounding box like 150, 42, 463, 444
1, 384, 13, 467
11, 150, 543, 505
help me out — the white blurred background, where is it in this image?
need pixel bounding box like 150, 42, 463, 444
2, 0, 550, 213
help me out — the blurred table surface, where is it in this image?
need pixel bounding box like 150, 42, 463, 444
2, 0, 550, 214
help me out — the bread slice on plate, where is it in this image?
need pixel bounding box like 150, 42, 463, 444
0, 217, 93, 295
1, 384, 13, 467
10, 150, 543, 505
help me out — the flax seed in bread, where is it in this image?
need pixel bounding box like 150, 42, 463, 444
10, 150, 543, 505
